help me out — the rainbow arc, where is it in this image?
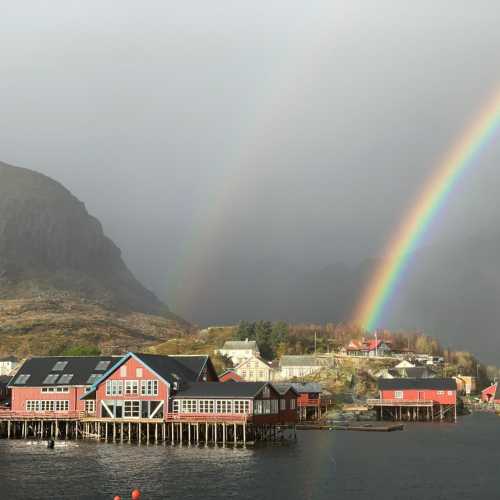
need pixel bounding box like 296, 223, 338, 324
353, 89, 500, 331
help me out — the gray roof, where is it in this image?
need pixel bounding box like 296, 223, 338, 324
378, 378, 456, 391
222, 340, 258, 350
174, 381, 270, 399
10, 356, 119, 387
133, 353, 213, 385
291, 382, 322, 394
389, 367, 435, 378
280, 355, 322, 367
272, 383, 299, 396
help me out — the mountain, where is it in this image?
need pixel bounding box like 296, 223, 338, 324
0, 162, 190, 356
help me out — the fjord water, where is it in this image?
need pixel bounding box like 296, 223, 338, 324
1, 412, 499, 500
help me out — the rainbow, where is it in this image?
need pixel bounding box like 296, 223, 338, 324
354, 88, 500, 332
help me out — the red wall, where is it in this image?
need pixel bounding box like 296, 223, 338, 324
95, 356, 169, 416
11, 386, 88, 412
381, 389, 456, 405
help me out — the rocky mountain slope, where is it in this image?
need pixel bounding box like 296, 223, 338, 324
0, 162, 191, 356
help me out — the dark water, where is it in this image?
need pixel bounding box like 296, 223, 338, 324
1, 412, 499, 499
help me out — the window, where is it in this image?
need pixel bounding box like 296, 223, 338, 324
87, 374, 101, 385
136, 368, 143, 378
271, 400, 279, 414
52, 361, 68, 371
280, 399, 286, 411
141, 380, 158, 396
120, 366, 127, 377
95, 360, 111, 371
437, 390, 444, 395
172, 400, 179, 413
123, 401, 141, 418
58, 374, 73, 384
85, 400, 96, 414
26, 400, 68, 412
263, 400, 271, 414
43, 374, 59, 384
447, 391, 453, 396
106, 380, 123, 396
290, 399, 296, 410
16, 374, 31, 384
262, 386, 270, 398
254, 400, 263, 415
41, 386, 69, 393
394, 391, 404, 399
125, 380, 139, 395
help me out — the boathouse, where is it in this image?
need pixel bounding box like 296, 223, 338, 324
8, 355, 118, 416
291, 383, 322, 421
369, 378, 457, 422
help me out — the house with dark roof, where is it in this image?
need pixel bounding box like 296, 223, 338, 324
369, 378, 458, 422
9, 355, 119, 416
82, 352, 218, 420
83, 353, 297, 425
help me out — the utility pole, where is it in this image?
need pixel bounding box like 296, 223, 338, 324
314, 331, 317, 354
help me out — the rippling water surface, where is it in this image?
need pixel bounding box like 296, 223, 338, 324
1, 412, 499, 499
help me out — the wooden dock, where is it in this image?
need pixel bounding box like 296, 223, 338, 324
296, 423, 404, 432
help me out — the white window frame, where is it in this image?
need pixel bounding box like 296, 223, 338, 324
85, 400, 96, 414
394, 391, 404, 399
106, 380, 123, 396
123, 400, 141, 418
125, 380, 139, 395
141, 380, 158, 396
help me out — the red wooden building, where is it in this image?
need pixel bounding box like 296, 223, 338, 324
1, 353, 297, 444
369, 378, 457, 422
481, 383, 497, 403
291, 383, 322, 421
8, 356, 118, 417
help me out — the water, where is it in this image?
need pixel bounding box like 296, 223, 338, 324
1, 412, 499, 499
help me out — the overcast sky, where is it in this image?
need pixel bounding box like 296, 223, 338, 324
2, 1, 500, 356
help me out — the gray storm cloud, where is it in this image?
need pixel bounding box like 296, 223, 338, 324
1, 1, 500, 361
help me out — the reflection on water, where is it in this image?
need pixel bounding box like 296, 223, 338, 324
1, 413, 500, 499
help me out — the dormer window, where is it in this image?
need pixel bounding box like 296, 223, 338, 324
52, 361, 68, 371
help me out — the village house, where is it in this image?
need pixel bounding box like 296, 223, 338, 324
217, 340, 260, 365
8, 355, 119, 416
369, 378, 457, 422
278, 355, 324, 380
233, 354, 275, 382
343, 338, 392, 357
291, 382, 323, 421
0, 356, 19, 376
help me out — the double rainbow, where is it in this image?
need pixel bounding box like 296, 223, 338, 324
354, 89, 500, 332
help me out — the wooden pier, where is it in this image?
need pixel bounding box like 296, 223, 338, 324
367, 399, 457, 422
0, 411, 296, 445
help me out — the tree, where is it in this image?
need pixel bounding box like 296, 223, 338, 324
61, 345, 101, 356
255, 320, 273, 360
234, 320, 255, 341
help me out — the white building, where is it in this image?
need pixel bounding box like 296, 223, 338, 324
278, 355, 324, 380
217, 340, 260, 366
0, 356, 18, 376
234, 354, 275, 382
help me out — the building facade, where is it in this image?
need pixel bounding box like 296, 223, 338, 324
234, 355, 275, 381
217, 340, 260, 366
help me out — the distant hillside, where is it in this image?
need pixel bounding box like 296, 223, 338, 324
0, 162, 191, 355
